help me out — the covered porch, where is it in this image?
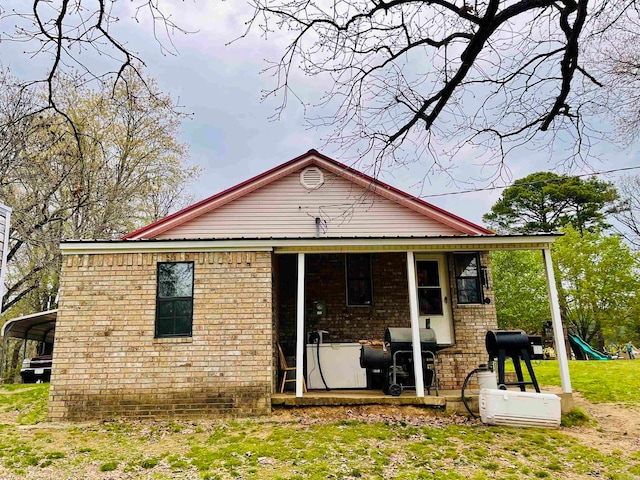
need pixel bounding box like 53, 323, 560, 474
271, 235, 572, 408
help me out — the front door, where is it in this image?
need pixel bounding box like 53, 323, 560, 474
415, 254, 454, 345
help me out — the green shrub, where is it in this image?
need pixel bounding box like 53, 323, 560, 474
140, 458, 158, 469
99, 461, 118, 472
561, 408, 590, 427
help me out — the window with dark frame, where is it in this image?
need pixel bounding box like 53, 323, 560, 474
416, 260, 443, 315
155, 262, 194, 338
453, 253, 482, 304
346, 254, 373, 306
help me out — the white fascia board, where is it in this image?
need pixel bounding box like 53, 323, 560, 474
60, 235, 559, 255
273, 237, 558, 252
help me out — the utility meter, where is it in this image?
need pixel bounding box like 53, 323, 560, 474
310, 300, 327, 319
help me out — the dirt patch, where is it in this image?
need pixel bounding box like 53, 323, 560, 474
567, 392, 640, 454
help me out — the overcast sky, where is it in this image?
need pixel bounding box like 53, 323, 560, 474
1, 1, 637, 227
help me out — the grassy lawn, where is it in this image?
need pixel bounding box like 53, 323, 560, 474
0, 360, 638, 479
512, 359, 640, 405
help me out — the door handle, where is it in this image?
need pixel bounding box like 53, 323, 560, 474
444, 296, 448, 304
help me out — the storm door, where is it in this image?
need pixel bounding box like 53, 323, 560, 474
415, 254, 454, 345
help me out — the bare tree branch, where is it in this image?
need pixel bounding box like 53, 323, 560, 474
0, 1, 193, 151
245, 0, 624, 172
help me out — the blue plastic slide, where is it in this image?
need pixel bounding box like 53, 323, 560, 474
568, 333, 609, 360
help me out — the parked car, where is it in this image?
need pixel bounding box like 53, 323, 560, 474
20, 342, 53, 383
20, 354, 52, 383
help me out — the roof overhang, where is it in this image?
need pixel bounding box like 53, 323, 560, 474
61, 234, 561, 255
2, 309, 57, 342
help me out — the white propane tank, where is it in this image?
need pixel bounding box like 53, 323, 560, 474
477, 367, 498, 390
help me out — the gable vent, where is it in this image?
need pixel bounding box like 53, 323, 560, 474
300, 167, 324, 190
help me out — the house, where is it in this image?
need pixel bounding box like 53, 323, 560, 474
48, 150, 572, 420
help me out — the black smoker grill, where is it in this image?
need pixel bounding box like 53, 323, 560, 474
485, 330, 540, 392
360, 327, 443, 396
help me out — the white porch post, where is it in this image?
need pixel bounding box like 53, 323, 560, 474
296, 253, 306, 397
542, 247, 572, 394
406, 251, 425, 397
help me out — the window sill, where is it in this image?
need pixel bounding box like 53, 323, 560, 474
153, 337, 193, 344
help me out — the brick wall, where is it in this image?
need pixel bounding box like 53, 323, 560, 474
49, 251, 273, 421
278, 253, 410, 353
307, 252, 412, 343
438, 251, 498, 390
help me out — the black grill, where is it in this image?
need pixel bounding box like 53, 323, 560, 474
385, 327, 437, 352
360, 327, 444, 396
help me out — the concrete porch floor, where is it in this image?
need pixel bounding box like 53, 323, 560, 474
271, 389, 463, 409
272, 388, 575, 415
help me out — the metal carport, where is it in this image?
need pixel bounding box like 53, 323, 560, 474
1, 309, 57, 378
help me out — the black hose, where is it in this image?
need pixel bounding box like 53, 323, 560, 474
316, 339, 330, 391
461, 368, 481, 418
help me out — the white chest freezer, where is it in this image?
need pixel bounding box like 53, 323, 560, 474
306, 343, 367, 389
479, 389, 561, 428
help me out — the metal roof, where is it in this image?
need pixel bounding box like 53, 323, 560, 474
1, 309, 57, 343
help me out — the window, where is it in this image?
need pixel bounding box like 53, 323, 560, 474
346, 254, 373, 306
155, 262, 194, 337
454, 253, 482, 304
416, 260, 443, 315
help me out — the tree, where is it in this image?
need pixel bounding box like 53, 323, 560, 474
0, 1, 188, 136
583, 4, 640, 145
621, 293, 640, 345
0, 70, 199, 314
614, 175, 640, 248
3, 1, 639, 172
552, 226, 639, 345
490, 250, 549, 334
245, 0, 634, 168
483, 172, 618, 234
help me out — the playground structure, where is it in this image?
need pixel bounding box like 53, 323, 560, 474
568, 334, 608, 361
